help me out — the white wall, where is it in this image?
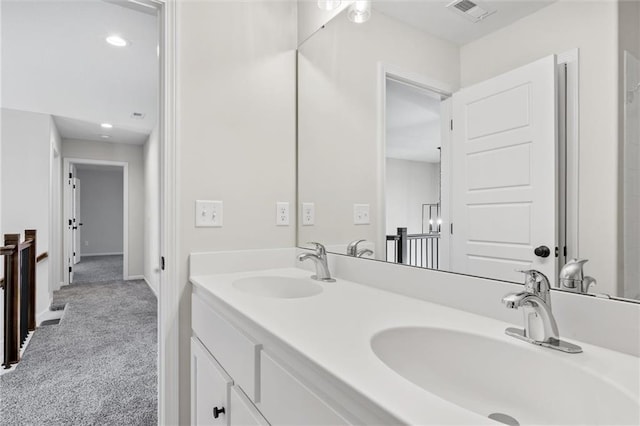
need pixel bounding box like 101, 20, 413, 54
75, 168, 124, 256
1, 108, 54, 321
297, 8, 459, 255
143, 127, 160, 294
460, 1, 619, 295
297, 0, 350, 45
385, 158, 440, 235
62, 139, 144, 277
176, 1, 297, 422
50, 120, 63, 291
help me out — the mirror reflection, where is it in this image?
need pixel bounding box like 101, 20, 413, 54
297, 0, 640, 302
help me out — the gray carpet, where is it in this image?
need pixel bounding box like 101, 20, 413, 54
72, 255, 123, 284
0, 280, 157, 425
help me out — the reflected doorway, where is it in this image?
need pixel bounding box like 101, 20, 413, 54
384, 76, 451, 269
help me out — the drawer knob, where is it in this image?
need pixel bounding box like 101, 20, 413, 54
213, 406, 226, 419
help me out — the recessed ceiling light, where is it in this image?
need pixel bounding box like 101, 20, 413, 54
100, 135, 111, 139
101, 123, 113, 129
106, 35, 128, 47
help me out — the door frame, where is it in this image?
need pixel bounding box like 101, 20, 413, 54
557, 49, 580, 261
376, 62, 454, 263
63, 158, 129, 284
138, 0, 179, 424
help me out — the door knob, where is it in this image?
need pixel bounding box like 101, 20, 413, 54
534, 245, 551, 258
212, 406, 225, 419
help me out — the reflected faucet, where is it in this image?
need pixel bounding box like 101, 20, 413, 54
346, 240, 374, 258
502, 270, 582, 353
297, 242, 336, 282
559, 259, 596, 294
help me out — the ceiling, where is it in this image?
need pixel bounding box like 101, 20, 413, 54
385, 79, 442, 163
1, 0, 158, 145
373, 0, 555, 45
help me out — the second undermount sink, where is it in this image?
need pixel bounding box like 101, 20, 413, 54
371, 327, 639, 425
232, 276, 323, 299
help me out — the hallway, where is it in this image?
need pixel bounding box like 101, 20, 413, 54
72, 255, 123, 284
0, 280, 157, 425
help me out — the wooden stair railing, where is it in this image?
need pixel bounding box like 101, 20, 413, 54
1, 230, 42, 368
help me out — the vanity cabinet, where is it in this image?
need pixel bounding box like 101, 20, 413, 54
191, 291, 374, 426
229, 385, 269, 426
190, 337, 232, 426
259, 351, 349, 425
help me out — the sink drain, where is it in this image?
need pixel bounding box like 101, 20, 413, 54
488, 412, 520, 425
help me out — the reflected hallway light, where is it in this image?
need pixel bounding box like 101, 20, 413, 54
348, 0, 372, 23
317, 0, 342, 11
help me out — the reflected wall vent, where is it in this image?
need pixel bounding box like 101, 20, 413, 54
446, 0, 496, 23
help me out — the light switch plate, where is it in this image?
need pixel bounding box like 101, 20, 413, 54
276, 202, 289, 226
302, 202, 315, 226
195, 200, 223, 227
354, 203, 370, 225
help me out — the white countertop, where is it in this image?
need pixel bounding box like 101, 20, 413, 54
191, 267, 640, 425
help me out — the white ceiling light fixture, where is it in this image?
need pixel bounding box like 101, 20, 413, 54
348, 0, 372, 24
106, 35, 128, 47
100, 135, 111, 139
317, 0, 341, 11
100, 122, 113, 129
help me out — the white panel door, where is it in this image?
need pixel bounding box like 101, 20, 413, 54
72, 178, 81, 265
451, 55, 557, 282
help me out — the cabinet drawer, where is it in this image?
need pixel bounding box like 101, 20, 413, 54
230, 386, 269, 426
259, 352, 350, 426
191, 337, 232, 426
192, 294, 261, 401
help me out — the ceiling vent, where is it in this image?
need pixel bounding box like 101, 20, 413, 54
446, 0, 496, 23
131, 112, 146, 119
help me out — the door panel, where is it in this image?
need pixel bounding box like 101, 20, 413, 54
451, 55, 557, 282
73, 178, 81, 265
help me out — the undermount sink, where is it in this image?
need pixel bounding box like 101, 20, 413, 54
232, 276, 323, 299
371, 327, 639, 425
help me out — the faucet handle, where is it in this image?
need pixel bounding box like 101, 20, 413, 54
306, 242, 327, 256
516, 269, 551, 300
516, 269, 545, 281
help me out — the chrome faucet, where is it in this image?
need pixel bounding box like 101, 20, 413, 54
346, 240, 374, 258
559, 258, 596, 294
297, 242, 336, 282
502, 270, 582, 353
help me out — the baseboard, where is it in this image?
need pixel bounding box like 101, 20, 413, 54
126, 275, 145, 280
81, 252, 124, 258
143, 277, 159, 297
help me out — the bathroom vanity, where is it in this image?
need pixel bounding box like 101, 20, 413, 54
189, 248, 640, 426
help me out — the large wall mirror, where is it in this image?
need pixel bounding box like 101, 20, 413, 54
297, 0, 640, 302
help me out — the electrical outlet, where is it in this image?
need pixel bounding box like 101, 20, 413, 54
354, 203, 370, 225
195, 200, 223, 227
302, 202, 315, 226
276, 202, 289, 226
